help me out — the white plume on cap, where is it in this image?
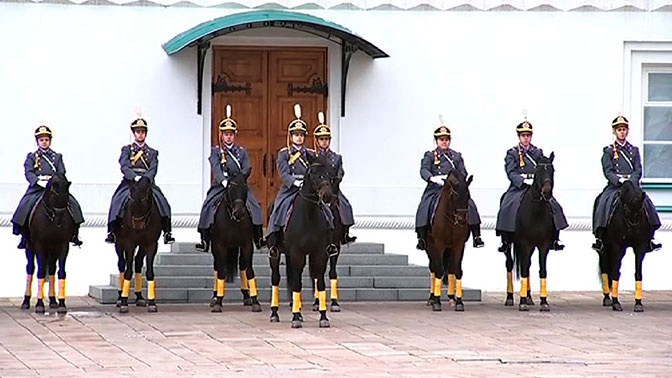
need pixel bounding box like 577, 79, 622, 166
522, 108, 528, 120
294, 104, 302, 119
135, 106, 143, 118
318, 111, 325, 124
438, 114, 445, 125
226, 104, 232, 118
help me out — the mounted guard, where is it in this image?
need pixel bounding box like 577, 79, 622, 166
266, 104, 336, 260
415, 116, 484, 251
195, 105, 265, 252
495, 118, 568, 252
11, 125, 84, 249
104, 111, 175, 245
591, 115, 662, 253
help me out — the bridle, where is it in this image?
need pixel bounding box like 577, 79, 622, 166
531, 163, 553, 202
444, 180, 469, 226
43, 181, 68, 227
223, 179, 248, 223
129, 186, 153, 230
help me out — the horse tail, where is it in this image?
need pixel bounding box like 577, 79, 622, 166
512, 243, 522, 280
441, 248, 449, 284
224, 247, 238, 283
284, 252, 293, 301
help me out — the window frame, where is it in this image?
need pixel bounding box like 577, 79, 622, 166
641, 67, 672, 182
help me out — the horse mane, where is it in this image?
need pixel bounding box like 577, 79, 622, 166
619, 180, 644, 209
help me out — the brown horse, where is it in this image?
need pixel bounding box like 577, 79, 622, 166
116, 176, 162, 313
426, 170, 472, 311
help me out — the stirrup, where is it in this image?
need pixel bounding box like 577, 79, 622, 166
163, 232, 175, 245
591, 239, 603, 252
552, 240, 565, 251
195, 240, 209, 253
648, 240, 662, 252
326, 244, 339, 257
473, 236, 484, 248
71, 237, 83, 247
416, 238, 426, 251
268, 246, 280, 260
105, 233, 116, 244
497, 241, 509, 253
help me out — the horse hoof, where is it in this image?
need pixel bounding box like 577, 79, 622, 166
312, 304, 319, 312
291, 320, 303, 329
119, 306, 129, 314
330, 304, 341, 313
136, 299, 146, 307
209, 297, 217, 308
319, 319, 331, 328
602, 297, 613, 307
612, 303, 623, 312
431, 303, 442, 312
634, 304, 644, 313
455, 303, 465, 312
35, 305, 45, 314
20, 301, 30, 310
270, 315, 280, 323
540, 304, 550, 312
57, 306, 67, 314
519, 304, 529, 312
49, 298, 58, 309
526, 296, 535, 306
426, 295, 435, 306
116, 299, 122, 308
251, 304, 262, 313
243, 298, 253, 306
504, 298, 514, 306
211, 304, 222, 313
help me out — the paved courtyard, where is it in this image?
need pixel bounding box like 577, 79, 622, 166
1, 291, 671, 377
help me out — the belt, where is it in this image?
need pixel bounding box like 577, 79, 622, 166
292, 174, 304, 179
520, 173, 535, 179
132, 167, 147, 173
617, 174, 631, 179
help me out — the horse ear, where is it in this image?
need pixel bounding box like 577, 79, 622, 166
466, 175, 473, 187
549, 151, 555, 162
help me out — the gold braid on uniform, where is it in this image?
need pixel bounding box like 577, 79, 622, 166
613, 140, 619, 160
220, 146, 227, 166
433, 149, 440, 166
34, 151, 41, 170
518, 144, 525, 167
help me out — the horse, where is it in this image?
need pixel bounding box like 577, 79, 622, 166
426, 170, 472, 312
209, 172, 260, 313
27, 173, 75, 314
113, 244, 148, 308
599, 180, 652, 312
116, 176, 162, 313
512, 152, 556, 312
20, 248, 58, 310
269, 153, 335, 328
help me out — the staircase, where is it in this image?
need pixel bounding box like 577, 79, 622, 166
88, 242, 481, 304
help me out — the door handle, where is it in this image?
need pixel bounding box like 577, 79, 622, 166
262, 153, 267, 177
271, 154, 276, 177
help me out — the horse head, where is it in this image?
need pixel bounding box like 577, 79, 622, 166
533, 152, 555, 201
444, 170, 473, 225
225, 171, 249, 222
44, 173, 71, 227
619, 180, 645, 225
128, 176, 153, 230
304, 153, 334, 205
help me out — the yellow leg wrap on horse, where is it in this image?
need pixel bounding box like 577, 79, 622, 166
540, 278, 547, 298
314, 279, 319, 299
456, 279, 463, 298
635, 280, 642, 300
217, 279, 225, 298
212, 272, 217, 291
118, 273, 124, 291
433, 277, 442, 297
148, 281, 156, 300
318, 291, 327, 311
134, 273, 142, 292
248, 278, 258, 297
519, 277, 528, 297
429, 272, 435, 294
239, 270, 249, 290
292, 292, 301, 313
601, 273, 609, 294
49, 275, 56, 297
271, 285, 280, 307
25, 275, 33, 297
122, 279, 131, 297
58, 279, 66, 300
507, 272, 514, 293
611, 280, 619, 299
37, 278, 45, 299
330, 279, 338, 300
448, 274, 456, 296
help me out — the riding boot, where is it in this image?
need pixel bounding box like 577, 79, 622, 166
470, 224, 484, 248
71, 224, 83, 247
646, 230, 662, 252
497, 232, 510, 253
105, 220, 117, 244
591, 228, 604, 253
267, 231, 281, 259
415, 226, 428, 251
17, 226, 28, 250
252, 225, 265, 250
341, 225, 357, 245
162, 217, 175, 245
551, 230, 565, 251
195, 229, 210, 253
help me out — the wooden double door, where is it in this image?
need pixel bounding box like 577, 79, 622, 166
211, 46, 328, 225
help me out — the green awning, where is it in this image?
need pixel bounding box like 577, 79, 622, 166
162, 10, 388, 59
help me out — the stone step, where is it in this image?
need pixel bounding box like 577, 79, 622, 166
89, 285, 481, 305
169, 242, 384, 255
151, 264, 429, 278
155, 252, 407, 266
108, 274, 379, 289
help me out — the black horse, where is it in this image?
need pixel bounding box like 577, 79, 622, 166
20, 248, 58, 310
116, 176, 162, 313
513, 152, 556, 312
599, 180, 651, 312
209, 172, 260, 313
269, 153, 335, 328
426, 170, 472, 312
27, 173, 75, 314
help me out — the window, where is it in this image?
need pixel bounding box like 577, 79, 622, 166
642, 68, 672, 181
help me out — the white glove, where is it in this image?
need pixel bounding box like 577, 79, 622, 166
134, 176, 142, 182
221, 179, 228, 188
293, 180, 303, 188
37, 175, 51, 181
36, 180, 48, 188
429, 176, 445, 186
618, 177, 627, 184
523, 178, 534, 186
